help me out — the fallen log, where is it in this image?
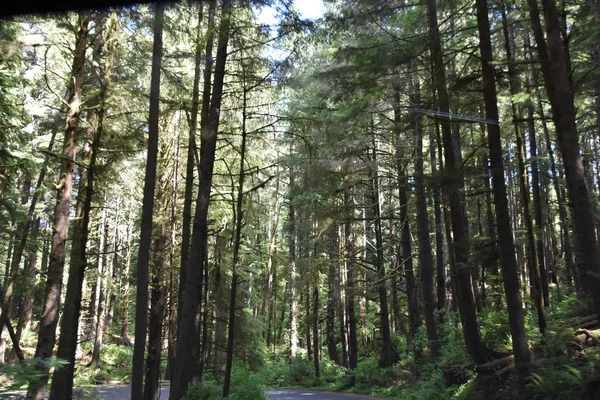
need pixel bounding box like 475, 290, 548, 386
575, 329, 599, 345
495, 363, 514, 377
578, 320, 599, 330
563, 314, 597, 328
476, 355, 514, 371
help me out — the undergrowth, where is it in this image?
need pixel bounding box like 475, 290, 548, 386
3, 292, 598, 400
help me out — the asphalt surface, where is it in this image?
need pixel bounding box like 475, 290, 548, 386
82, 386, 380, 400
1, 386, 381, 400
264, 389, 381, 400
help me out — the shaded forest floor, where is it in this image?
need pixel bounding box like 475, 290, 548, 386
1, 292, 600, 400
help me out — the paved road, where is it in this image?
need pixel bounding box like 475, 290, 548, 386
264, 389, 381, 400
89, 386, 380, 400
92, 385, 170, 400
1, 386, 380, 400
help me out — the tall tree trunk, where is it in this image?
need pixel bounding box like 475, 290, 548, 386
529, 51, 576, 287
88, 268, 99, 342
475, 0, 531, 387
143, 235, 167, 400
390, 251, 402, 335
529, 0, 600, 317
266, 175, 282, 348
131, 4, 164, 399
171, 0, 231, 396
16, 218, 39, 342
371, 132, 398, 368
393, 88, 420, 349
27, 14, 89, 400
194, 0, 217, 381
106, 199, 121, 333
412, 76, 440, 358
223, 67, 249, 397
212, 240, 225, 377
344, 189, 358, 369
326, 229, 340, 365
120, 210, 134, 343
336, 228, 348, 367
177, 0, 212, 333
430, 128, 445, 311
427, 0, 489, 364
289, 152, 298, 362
0, 126, 57, 344
501, 5, 546, 333
306, 282, 313, 362
166, 135, 180, 381
198, 242, 211, 381
312, 264, 321, 378
526, 94, 551, 306
91, 216, 109, 368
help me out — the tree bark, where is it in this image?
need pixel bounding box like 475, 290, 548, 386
528, 0, 600, 320
143, 235, 167, 400
131, 4, 164, 400
344, 189, 358, 369
393, 88, 420, 349
27, 13, 89, 400
177, 0, 211, 334
120, 210, 134, 343
526, 93, 551, 306
91, 218, 109, 368
266, 175, 282, 348
326, 229, 340, 365
0, 124, 57, 343
212, 239, 225, 377
289, 150, 298, 362
476, 0, 532, 386
171, 0, 231, 395
427, 0, 489, 364
371, 132, 398, 367
412, 76, 440, 358
223, 64, 250, 397
336, 228, 348, 367
429, 128, 445, 311
528, 50, 576, 287
501, 4, 546, 333
312, 266, 321, 378
16, 218, 39, 342
306, 282, 313, 362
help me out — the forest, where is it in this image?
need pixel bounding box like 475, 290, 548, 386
0, 0, 600, 398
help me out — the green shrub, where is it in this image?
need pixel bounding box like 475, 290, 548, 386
286, 358, 319, 387
479, 310, 512, 352
400, 369, 450, 400
74, 367, 111, 385
549, 292, 592, 321
102, 344, 133, 371
319, 358, 345, 388
321, 359, 346, 384
228, 367, 268, 400
452, 377, 480, 400
74, 344, 132, 385
0, 357, 68, 392
354, 358, 388, 387
438, 341, 470, 369
15, 328, 37, 349
256, 363, 287, 388
186, 380, 222, 400
527, 364, 584, 399
435, 313, 470, 368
